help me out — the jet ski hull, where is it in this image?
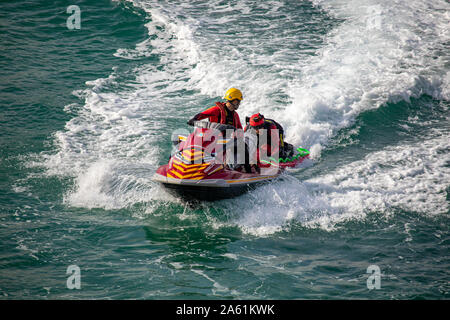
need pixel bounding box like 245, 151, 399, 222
158, 179, 255, 201
152, 122, 310, 201
153, 165, 279, 201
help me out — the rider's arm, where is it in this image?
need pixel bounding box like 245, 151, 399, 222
187, 106, 220, 125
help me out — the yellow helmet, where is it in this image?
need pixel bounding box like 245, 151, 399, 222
223, 88, 243, 101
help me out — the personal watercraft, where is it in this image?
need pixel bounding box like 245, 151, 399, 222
152, 122, 309, 201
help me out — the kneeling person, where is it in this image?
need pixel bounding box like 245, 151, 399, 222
244, 113, 294, 167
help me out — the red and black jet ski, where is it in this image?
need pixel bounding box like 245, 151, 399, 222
153, 122, 309, 201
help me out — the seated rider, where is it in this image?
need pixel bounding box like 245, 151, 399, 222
187, 88, 251, 172
244, 113, 294, 168
187, 88, 243, 129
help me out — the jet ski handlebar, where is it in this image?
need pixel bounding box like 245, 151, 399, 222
190, 121, 236, 132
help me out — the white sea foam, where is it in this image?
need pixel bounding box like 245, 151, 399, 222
126, 0, 447, 234
225, 131, 449, 235
41, 0, 448, 229
284, 0, 450, 154
128, 0, 448, 155
42, 70, 172, 208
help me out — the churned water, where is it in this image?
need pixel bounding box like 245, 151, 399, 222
1, 0, 449, 299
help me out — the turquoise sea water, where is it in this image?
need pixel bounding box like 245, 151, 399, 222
1, 0, 449, 299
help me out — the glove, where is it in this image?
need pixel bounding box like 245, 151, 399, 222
187, 118, 195, 126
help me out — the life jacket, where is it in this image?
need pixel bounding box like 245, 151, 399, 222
244, 118, 285, 164
245, 119, 284, 146
206, 102, 242, 129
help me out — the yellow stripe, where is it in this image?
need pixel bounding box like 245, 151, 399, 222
226, 175, 278, 184
189, 172, 206, 178
167, 172, 177, 179
188, 176, 204, 180
173, 164, 207, 174
173, 159, 205, 169
172, 159, 187, 168
169, 170, 206, 180
169, 170, 184, 179
182, 152, 204, 159
172, 164, 186, 173
172, 158, 183, 165
182, 171, 206, 178
167, 166, 206, 180
182, 147, 203, 152
207, 165, 223, 176
173, 161, 208, 171
182, 155, 204, 162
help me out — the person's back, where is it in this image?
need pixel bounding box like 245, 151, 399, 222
244, 113, 294, 165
